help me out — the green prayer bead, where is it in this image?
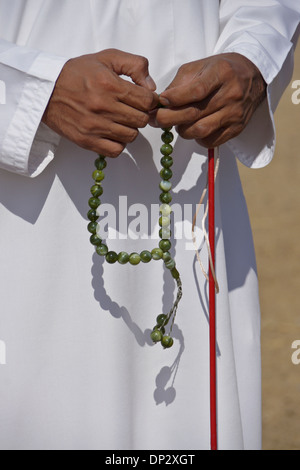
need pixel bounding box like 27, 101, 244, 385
95, 156, 107, 170
159, 240, 172, 252
106, 251, 118, 264
90, 234, 102, 246
160, 168, 173, 180
159, 216, 170, 227
161, 336, 174, 349
87, 222, 99, 234
171, 267, 180, 280
140, 250, 152, 263
159, 192, 172, 204
160, 144, 173, 156
159, 228, 171, 239
151, 248, 163, 260
88, 197, 101, 209
161, 131, 174, 145
90, 184, 103, 197
155, 325, 166, 335
159, 180, 172, 192
160, 155, 173, 168
118, 251, 130, 264
92, 170, 105, 182
87, 209, 99, 222
96, 244, 108, 256
165, 258, 176, 270
151, 329, 163, 343
156, 314, 168, 326
163, 252, 172, 262
153, 323, 166, 333
87, 129, 183, 351
160, 204, 172, 216
129, 253, 141, 265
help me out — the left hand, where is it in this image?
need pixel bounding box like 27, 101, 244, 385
153, 53, 267, 148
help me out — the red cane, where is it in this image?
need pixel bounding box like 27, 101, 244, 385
208, 148, 217, 450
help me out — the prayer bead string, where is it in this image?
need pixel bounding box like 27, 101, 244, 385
87, 128, 182, 349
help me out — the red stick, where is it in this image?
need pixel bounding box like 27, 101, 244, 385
208, 148, 217, 450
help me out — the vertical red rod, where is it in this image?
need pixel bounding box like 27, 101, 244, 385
208, 148, 217, 450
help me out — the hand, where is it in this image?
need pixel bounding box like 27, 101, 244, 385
154, 53, 267, 148
42, 49, 159, 157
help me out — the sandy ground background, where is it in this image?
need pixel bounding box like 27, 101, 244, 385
238, 43, 300, 450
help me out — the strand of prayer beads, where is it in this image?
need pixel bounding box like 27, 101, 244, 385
87, 128, 183, 349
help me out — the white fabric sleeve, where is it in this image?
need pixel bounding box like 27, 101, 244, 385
0, 38, 68, 177
216, 0, 300, 168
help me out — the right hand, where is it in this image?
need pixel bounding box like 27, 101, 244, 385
42, 49, 159, 157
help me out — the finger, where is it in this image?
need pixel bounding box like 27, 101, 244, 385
199, 120, 246, 148
155, 105, 200, 128
177, 110, 227, 141
159, 66, 221, 108
95, 138, 126, 158
68, 115, 140, 151
155, 91, 222, 128
104, 101, 150, 129
176, 112, 244, 148
87, 121, 139, 145
77, 133, 126, 158
99, 49, 157, 91
196, 127, 233, 149
148, 109, 159, 128
118, 80, 159, 112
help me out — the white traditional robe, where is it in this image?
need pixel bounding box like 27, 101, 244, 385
0, 0, 299, 451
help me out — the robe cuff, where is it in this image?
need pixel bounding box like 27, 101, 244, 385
1, 51, 67, 177
217, 33, 295, 168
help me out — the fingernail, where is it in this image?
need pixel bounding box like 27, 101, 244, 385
148, 113, 159, 128
159, 96, 170, 107
146, 75, 157, 91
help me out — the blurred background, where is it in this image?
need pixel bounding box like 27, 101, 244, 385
238, 42, 300, 450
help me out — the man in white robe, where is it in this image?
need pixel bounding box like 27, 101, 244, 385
0, 0, 299, 450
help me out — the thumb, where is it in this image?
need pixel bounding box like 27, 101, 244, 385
99, 49, 156, 91
159, 67, 193, 107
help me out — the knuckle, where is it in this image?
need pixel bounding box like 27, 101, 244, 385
108, 143, 126, 158
231, 82, 244, 102
125, 128, 139, 143
100, 140, 125, 158
156, 115, 170, 128
219, 58, 235, 78
99, 48, 117, 57
189, 105, 200, 122
136, 55, 149, 70
178, 63, 189, 76
195, 122, 211, 139
231, 104, 245, 123
89, 94, 108, 113
177, 125, 192, 140
236, 85, 244, 102
193, 82, 207, 99
236, 107, 245, 121
98, 75, 115, 93
138, 113, 149, 128
141, 92, 155, 111
79, 116, 96, 134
